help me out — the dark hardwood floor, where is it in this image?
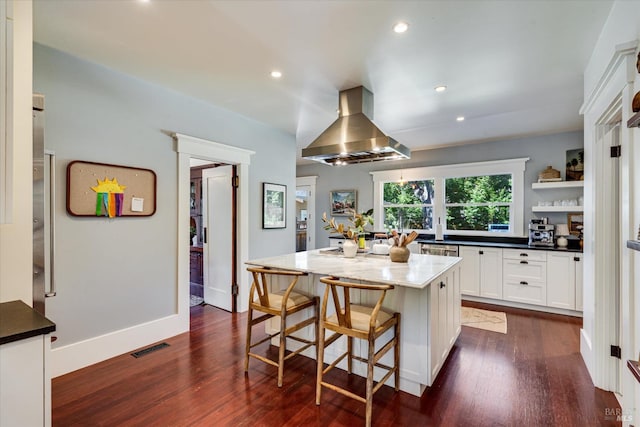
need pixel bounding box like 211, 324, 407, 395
52, 302, 621, 426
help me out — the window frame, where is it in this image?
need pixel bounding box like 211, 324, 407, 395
371, 158, 529, 237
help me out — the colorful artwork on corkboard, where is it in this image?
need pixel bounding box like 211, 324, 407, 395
67, 161, 156, 217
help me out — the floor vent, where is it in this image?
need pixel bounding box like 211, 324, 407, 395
131, 342, 170, 358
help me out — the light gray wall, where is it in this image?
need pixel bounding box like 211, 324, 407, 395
34, 44, 296, 348
297, 131, 583, 247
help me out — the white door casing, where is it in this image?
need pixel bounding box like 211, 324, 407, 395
174, 133, 254, 315
202, 165, 233, 311
296, 176, 317, 250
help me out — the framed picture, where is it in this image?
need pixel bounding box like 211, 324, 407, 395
262, 182, 286, 229
567, 213, 583, 236
566, 148, 584, 181
330, 189, 357, 216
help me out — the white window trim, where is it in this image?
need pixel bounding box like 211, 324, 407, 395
371, 158, 529, 237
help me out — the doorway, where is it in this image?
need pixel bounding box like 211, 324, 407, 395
175, 132, 254, 322
296, 176, 317, 252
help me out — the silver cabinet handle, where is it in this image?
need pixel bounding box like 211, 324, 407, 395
45, 153, 56, 298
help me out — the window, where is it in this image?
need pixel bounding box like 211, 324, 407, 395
383, 180, 434, 231
445, 174, 512, 232
371, 158, 528, 237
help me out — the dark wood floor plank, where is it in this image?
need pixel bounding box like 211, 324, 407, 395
52, 302, 620, 426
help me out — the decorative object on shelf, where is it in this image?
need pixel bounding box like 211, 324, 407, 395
633, 91, 640, 113
388, 230, 418, 262
555, 224, 570, 248
262, 182, 286, 229
538, 166, 561, 182
329, 189, 357, 216
567, 213, 583, 236
67, 160, 156, 217
565, 149, 584, 181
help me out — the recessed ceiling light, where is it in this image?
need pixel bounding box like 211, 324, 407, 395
456, 116, 465, 122
270, 70, 282, 79
393, 21, 409, 34
434, 85, 447, 93
139, 0, 151, 3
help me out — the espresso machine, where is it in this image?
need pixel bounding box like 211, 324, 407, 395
528, 218, 555, 247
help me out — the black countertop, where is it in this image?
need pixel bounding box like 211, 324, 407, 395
330, 233, 583, 253
0, 300, 56, 346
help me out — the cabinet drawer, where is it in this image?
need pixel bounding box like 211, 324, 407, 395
503, 279, 546, 306
503, 259, 547, 282
502, 248, 546, 262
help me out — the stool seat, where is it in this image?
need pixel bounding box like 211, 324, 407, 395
254, 290, 313, 311
326, 305, 394, 333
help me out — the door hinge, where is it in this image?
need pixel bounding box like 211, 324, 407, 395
232, 176, 239, 188
611, 345, 622, 359
611, 145, 622, 158
232, 283, 239, 296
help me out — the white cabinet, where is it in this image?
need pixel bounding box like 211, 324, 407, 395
459, 246, 502, 298
547, 252, 582, 310
0, 334, 51, 427
502, 249, 547, 306
430, 265, 461, 381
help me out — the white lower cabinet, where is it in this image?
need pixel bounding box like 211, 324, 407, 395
430, 266, 461, 380
502, 249, 547, 306
460, 246, 582, 313
547, 252, 582, 310
0, 334, 51, 427
459, 246, 502, 298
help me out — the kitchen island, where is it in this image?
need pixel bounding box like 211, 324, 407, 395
246, 249, 462, 396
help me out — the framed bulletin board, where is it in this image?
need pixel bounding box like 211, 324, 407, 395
67, 160, 156, 217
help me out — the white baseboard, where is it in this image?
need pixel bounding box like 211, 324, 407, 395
51, 313, 189, 378
580, 328, 595, 384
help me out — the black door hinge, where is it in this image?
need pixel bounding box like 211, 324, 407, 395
232, 283, 239, 296
611, 145, 622, 158
611, 345, 622, 359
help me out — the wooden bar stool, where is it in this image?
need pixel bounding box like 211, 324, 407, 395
316, 276, 400, 427
244, 266, 319, 387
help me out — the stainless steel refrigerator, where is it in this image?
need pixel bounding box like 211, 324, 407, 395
33, 93, 56, 315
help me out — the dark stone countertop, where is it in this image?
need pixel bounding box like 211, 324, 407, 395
0, 300, 56, 346
331, 233, 583, 253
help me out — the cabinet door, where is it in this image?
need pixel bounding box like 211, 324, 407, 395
479, 247, 503, 299
574, 254, 583, 311
459, 246, 480, 296
546, 252, 575, 310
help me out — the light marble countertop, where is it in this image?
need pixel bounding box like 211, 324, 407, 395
246, 248, 462, 289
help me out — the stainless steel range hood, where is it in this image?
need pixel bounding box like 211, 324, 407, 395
301, 86, 410, 165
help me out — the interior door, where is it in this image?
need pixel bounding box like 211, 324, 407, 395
202, 165, 233, 311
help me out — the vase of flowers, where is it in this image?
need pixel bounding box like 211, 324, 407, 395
322, 209, 373, 258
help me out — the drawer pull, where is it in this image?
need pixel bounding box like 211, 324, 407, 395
520, 253, 529, 257
520, 260, 528, 264
439, 281, 446, 289
479, 250, 484, 255
520, 281, 528, 285
574, 257, 580, 262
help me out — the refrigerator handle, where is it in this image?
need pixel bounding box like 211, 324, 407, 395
45, 152, 56, 298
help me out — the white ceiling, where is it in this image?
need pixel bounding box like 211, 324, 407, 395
33, 0, 613, 164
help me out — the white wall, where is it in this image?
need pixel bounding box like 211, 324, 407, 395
0, 0, 32, 304
297, 131, 583, 248
34, 43, 296, 374
581, 1, 640, 424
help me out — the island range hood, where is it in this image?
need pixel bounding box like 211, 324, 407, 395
301, 86, 410, 165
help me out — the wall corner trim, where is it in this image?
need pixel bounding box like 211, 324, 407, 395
580, 40, 638, 115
